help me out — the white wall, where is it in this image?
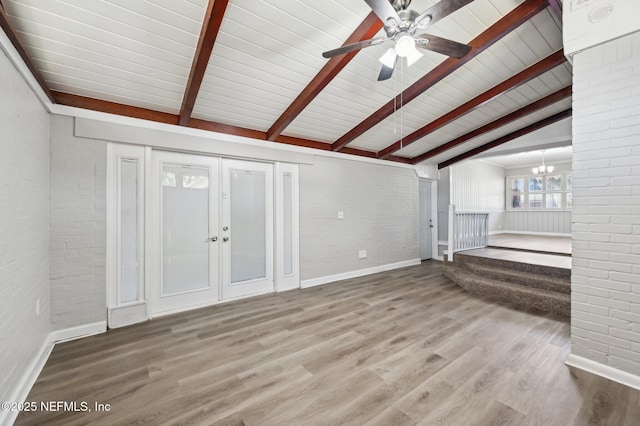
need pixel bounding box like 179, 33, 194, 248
570, 31, 640, 379
49, 115, 107, 330
0, 49, 50, 407
47, 116, 420, 322
299, 156, 420, 280
450, 160, 505, 233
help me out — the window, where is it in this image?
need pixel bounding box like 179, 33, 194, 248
509, 178, 525, 209
507, 172, 572, 211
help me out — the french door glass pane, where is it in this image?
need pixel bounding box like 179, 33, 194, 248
120, 159, 138, 304
230, 170, 266, 283
283, 173, 293, 275
162, 164, 209, 295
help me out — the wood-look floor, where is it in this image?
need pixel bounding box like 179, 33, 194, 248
17, 261, 640, 425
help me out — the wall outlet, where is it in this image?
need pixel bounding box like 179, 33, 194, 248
358, 249, 367, 259
337, 211, 344, 219
35, 299, 40, 317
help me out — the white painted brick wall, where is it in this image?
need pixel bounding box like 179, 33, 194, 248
0, 50, 50, 403
49, 115, 107, 330
571, 31, 640, 375
299, 156, 419, 280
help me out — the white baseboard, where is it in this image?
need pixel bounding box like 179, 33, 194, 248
50, 321, 107, 344
301, 258, 421, 289
2, 336, 55, 426
109, 303, 147, 328
149, 287, 276, 319
2, 321, 107, 426
565, 354, 640, 391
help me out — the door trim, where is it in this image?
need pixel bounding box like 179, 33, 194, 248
107, 145, 300, 322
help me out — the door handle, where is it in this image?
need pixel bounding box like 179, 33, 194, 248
223, 237, 229, 242
205, 236, 218, 242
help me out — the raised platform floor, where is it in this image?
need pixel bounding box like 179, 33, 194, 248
488, 233, 571, 256
459, 247, 571, 270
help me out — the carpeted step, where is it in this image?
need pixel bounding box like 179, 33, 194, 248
444, 266, 570, 317
453, 259, 570, 295
453, 252, 570, 280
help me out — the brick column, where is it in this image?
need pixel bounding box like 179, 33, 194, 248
571, 31, 640, 376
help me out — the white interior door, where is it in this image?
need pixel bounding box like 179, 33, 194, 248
221, 159, 274, 299
148, 151, 219, 315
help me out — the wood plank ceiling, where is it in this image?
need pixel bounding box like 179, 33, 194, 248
0, 0, 569, 168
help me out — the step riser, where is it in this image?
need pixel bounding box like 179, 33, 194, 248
445, 270, 571, 317
452, 253, 570, 279
456, 263, 570, 294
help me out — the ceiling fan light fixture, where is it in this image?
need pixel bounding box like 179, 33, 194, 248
387, 17, 398, 27
417, 15, 432, 28
379, 48, 397, 68
395, 35, 415, 58
405, 46, 423, 66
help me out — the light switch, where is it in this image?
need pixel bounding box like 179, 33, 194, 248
337, 211, 344, 219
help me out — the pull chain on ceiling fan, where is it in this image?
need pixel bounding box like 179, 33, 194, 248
323, 0, 475, 81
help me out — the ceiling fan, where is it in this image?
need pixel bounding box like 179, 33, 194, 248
323, 0, 474, 81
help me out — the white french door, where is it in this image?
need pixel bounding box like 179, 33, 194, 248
221, 159, 274, 299
148, 152, 274, 316
148, 151, 220, 315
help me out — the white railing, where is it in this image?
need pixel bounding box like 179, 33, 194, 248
447, 205, 489, 261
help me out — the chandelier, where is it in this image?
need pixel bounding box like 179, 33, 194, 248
532, 151, 554, 176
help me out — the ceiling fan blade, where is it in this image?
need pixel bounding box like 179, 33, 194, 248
364, 0, 402, 26
378, 56, 397, 81
415, 34, 471, 59
322, 37, 386, 58
413, 0, 476, 28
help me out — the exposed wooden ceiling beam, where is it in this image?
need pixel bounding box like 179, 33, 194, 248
52, 91, 179, 124
52, 91, 396, 163
546, 0, 563, 22
412, 85, 571, 164
331, 0, 549, 152
378, 49, 566, 159
437, 108, 572, 169
0, 2, 54, 102
266, 12, 384, 141
178, 0, 230, 126
189, 117, 265, 140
